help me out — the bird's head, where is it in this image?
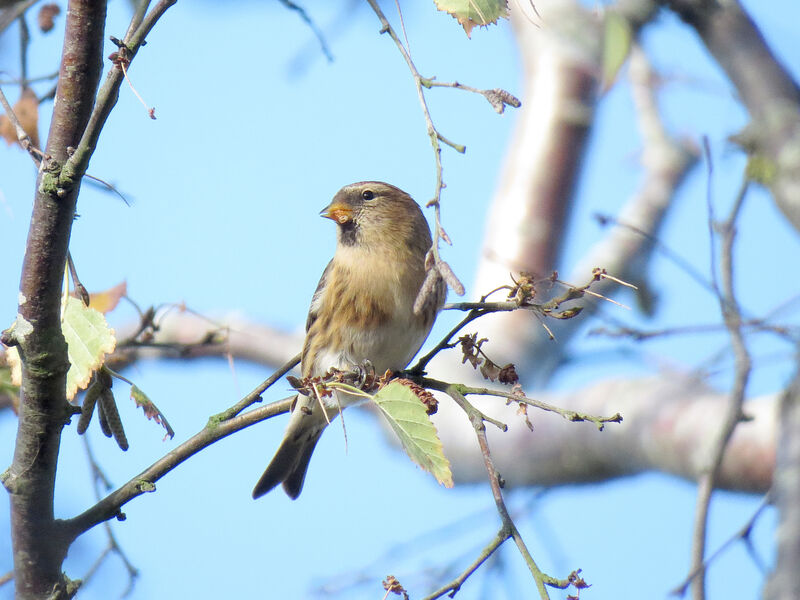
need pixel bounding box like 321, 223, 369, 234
320, 181, 431, 253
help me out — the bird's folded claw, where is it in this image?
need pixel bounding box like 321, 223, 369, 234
354, 360, 376, 389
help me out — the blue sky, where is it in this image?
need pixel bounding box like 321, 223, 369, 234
1, 1, 799, 598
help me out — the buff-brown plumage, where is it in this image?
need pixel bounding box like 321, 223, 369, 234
252, 182, 446, 499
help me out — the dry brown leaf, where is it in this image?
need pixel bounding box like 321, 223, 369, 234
0, 88, 40, 149
38, 3, 61, 32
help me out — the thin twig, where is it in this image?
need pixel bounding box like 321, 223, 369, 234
465, 398, 551, 598
411, 306, 498, 374
420, 78, 521, 114
18, 11, 29, 86
393, 0, 410, 52
63, 395, 294, 539
433, 381, 508, 432
61, 349, 299, 539
278, 0, 333, 62
422, 378, 622, 431
688, 175, 753, 600
412, 272, 614, 373
0, 0, 37, 36
590, 319, 798, 343
121, 0, 151, 41
84, 173, 132, 205
0, 571, 13, 587
0, 84, 45, 163
594, 213, 714, 296
673, 491, 771, 596
428, 380, 588, 599
312, 503, 507, 597
702, 136, 720, 298
58, 0, 177, 188
119, 59, 155, 119
422, 528, 507, 600
67, 251, 90, 306
211, 352, 300, 421
81, 436, 139, 594
0, 70, 60, 85
364, 0, 465, 297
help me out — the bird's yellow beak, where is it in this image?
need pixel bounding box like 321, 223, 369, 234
320, 202, 353, 224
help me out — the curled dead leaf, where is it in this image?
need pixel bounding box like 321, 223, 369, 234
0, 88, 40, 149
38, 3, 61, 32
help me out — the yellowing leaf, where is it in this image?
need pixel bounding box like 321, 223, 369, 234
372, 380, 453, 488
602, 12, 632, 93
434, 0, 509, 38
0, 87, 40, 149
62, 296, 116, 400
87, 281, 128, 314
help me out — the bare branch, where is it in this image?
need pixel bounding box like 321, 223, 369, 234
3, 0, 108, 596
63, 395, 293, 540
688, 176, 753, 600
277, 0, 333, 62
675, 492, 771, 596
79, 436, 139, 595
428, 374, 775, 493
470, 3, 682, 379
764, 364, 800, 599
60, 0, 178, 187
0, 0, 37, 36
0, 570, 13, 588
436, 382, 555, 599
421, 528, 507, 600
104, 311, 777, 495
0, 84, 45, 163
112, 309, 302, 368
663, 0, 800, 232
3, 2, 178, 596
364, 0, 480, 301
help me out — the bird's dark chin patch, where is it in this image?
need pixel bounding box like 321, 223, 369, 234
338, 221, 359, 246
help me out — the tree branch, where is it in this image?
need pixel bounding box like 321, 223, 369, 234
689, 176, 752, 600
104, 312, 776, 495
63, 395, 292, 540
1, 1, 107, 597
60, 0, 177, 186
428, 374, 775, 493
1, 2, 179, 597
764, 363, 800, 600
469, 1, 678, 380
365, 0, 482, 300
436, 382, 555, 599
664, 0, 800, 232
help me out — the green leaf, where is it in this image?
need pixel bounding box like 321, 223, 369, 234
434, 0, 509, 38
372, 380, 453, 488
62, 296, 116, 400
602, 12, 632, 93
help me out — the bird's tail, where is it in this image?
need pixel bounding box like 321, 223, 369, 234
252, 396, 331, 500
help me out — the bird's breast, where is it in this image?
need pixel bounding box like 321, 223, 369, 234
303, 249, 430, 377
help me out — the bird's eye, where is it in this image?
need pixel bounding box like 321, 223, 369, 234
361, 190, 374, 201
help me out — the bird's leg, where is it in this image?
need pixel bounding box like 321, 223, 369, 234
353, 359, 376, 390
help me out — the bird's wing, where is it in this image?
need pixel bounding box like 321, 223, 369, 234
305, 259, 333, 332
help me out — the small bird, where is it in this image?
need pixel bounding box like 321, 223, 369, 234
252, 181, 446, 499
